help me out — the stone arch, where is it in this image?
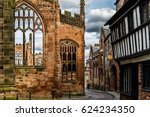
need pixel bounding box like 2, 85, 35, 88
59, 39, 79, 47
15, 0, 46, 66
15, 0, 47, 32
111, 65, 118, 91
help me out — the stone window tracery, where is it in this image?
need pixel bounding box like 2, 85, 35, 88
15, 3, 43, 66
60, 40, 77, 83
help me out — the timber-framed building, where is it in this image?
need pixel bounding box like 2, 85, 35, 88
106, 0, 150, 99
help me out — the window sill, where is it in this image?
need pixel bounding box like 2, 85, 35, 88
15, 66, 45, 70
62, 81, 77, 84
142, 89, 150, 92
121, 92, 132, 96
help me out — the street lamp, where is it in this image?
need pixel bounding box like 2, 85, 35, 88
107, 54, 112, 61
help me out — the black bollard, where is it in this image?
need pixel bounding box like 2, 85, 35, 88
16, 91, 19, 100
51, 89, 55, 100
3, 91, 6, 100
29, 90, 31, 100
69, 90, 71, 99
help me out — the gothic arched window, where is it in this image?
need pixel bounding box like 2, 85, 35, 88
60, 40, 77, 82
15, 3, 43, 66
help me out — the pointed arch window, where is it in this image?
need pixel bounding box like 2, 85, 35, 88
15, 3, 43, 66
60, 40, 77, 83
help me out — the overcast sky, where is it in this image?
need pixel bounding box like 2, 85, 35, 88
59, 0, 116, 60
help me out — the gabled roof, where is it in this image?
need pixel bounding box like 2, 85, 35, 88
89, 44, 99, 58
103, 28, 110, 39
105, 0, 140, 27
93, 45, 99, 53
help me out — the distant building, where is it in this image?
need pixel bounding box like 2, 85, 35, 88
85, 59, 91, 89
15, 34, 43, 66
103, 27, 120, 92
89, 44, 100, 89
87, 27, 120, 92
106, 0, 150, 99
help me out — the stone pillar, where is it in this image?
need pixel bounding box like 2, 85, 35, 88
53, 1, 62, 89
0, 0, 3, 84
0, 0, 15, 85
80, 0, 85, 27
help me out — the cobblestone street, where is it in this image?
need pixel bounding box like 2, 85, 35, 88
62, 89, 120, 100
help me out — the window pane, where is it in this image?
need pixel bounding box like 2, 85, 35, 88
15, 52, 23, 66
122, 65, 132, 94
73, 64, 76, 71
25, 30, 33, 65
68, 53, 71, 60
60, 40, 77, 82
143, 63, 150, 90
63, 53, 66, 60
68, 64, 71, 72
63, 64, 67, 72
15, 30, 23, 66
73, 53, 76, 60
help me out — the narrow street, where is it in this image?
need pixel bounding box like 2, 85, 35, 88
62, 89, 120, 100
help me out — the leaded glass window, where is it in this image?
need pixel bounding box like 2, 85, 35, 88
60, 40, 77, 83
15, 3, 43, 66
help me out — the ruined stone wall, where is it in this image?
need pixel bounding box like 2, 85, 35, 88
0, 0, 3, 84
14, 0, 85, 97
15, 0, 58, 97
56, 21, 85, 94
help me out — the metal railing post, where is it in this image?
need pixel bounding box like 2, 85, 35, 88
29, 89, 31, 100
3, 90, 6, 100
16, 91, 19, 100
69, 90, 71, 99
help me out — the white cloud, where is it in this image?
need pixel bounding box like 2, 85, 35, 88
85, 32, 99, 60
85, 8, 115, 59
60, 0, 91, 14
89, 8, 116, 22
59, 0, 80, 13
59, 1, 115, 61
86, 8, 115, 32
59, 0, 79, 9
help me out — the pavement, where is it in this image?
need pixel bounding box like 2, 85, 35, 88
62, 89, 120, 100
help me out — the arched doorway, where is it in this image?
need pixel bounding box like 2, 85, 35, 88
111, 65, 117, 91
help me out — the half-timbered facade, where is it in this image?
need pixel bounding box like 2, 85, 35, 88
106, 0, 150, 99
